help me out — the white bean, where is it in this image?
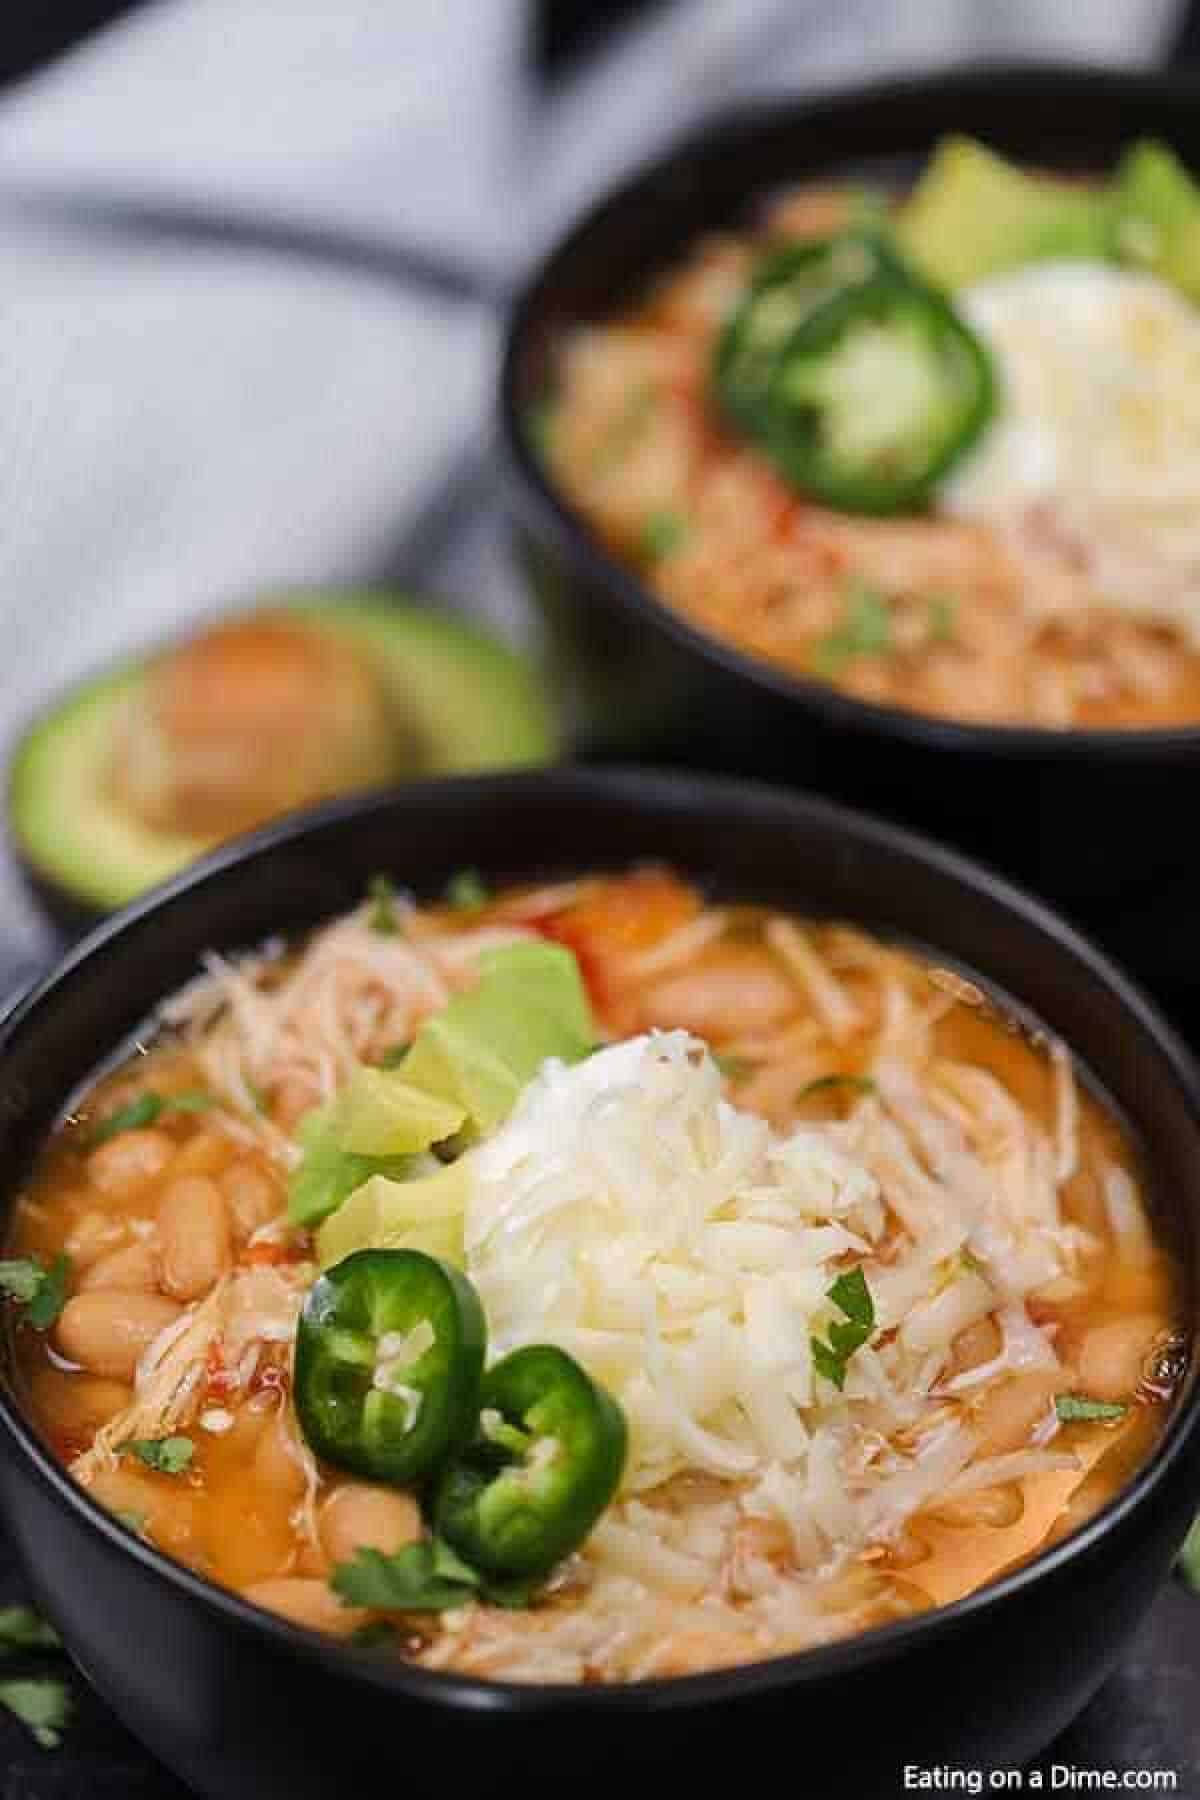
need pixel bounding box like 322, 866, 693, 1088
158, 1176, 231, 1301
56, 1291, 182, 1381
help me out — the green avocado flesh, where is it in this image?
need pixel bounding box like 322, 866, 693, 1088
897, 135, 1200, 301
1110, 140, 1200, 302
8, 597, 559, 914
896, 137, 1112, 289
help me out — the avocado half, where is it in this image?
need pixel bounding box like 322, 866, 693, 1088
8, 596, 560, 921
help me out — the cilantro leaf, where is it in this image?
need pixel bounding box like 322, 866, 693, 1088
120, 1436, 194, 1475
331, 1541, 480, 1613
811, 1266, 875, 1391
0, 1677, 70, 1748
332, 1541, 538, 1614
1180, 1515, 1200, 1593
712, 1051, 751, 1082
810, 1337, 848, 1389
0, 1608, 60, 1653
367, 875, 399, 935
0, 1257, 70, 1331
377, 1042, 412, 1070
827, 1266, 874, 1331
88, 1092, 164, 1143
0, 1262, 46, 1306
1055, 1394, 1128, 1424
87, 1090, 217, 1145
811, 583, 892, 677
26, 1258, 69, 1332
641, 509, 690, 563
444, 869, 489, 912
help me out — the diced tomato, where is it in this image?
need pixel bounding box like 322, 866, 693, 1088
543, 870, 700, 957
538, 870, 701, 1016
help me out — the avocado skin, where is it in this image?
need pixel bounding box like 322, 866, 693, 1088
8, 596, 560, 922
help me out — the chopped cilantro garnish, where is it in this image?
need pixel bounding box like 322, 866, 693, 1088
377, 1042, 412, 1070
0, 1677, 70, 1748
0, 1608, 60, 1652
0, 1256, 70, 1331
445, 869, 489, 912
120, 1436, 195, 1475
811, 583, 892, 677
332, 1540, 480, 1613
368, 874, 399, 935
87, 1090, 216, 1144
713, 1051, 751, 1082
1054, 1394, 1128, 1424
797, 1074, 877, 1102
87, 1093, 163, 1144
811, 1266, 875, 1391
641, 509, 690, 563
332, 1540, 537, 1614
0, 1262, 46, 1306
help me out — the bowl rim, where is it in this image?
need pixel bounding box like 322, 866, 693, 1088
499, 60, 1200, 761
1, 765, 1198, 1712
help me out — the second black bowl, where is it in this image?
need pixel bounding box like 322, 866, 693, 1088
0, 769, 1197, 1798
500, 65, 1200, 999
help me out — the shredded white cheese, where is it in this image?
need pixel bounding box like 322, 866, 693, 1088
462, 1030, 1076, 1569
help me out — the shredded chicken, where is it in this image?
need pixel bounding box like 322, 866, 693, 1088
72, 1265, 310, 1484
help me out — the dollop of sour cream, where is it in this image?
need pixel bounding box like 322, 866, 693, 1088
943, 261, 1200, 639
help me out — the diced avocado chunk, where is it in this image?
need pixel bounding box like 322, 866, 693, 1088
897, 136, 1111, 289
1111, 140, 1200, 301
397, 941, 594, 1139
317, 1160, 470, 1270
287, 1104, 417, 1228
295, 940, 594, 1237
335, 1068, 466, 1156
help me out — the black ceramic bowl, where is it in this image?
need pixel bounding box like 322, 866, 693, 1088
500, 65, 1200, 1000
0, 769, 1197, 1800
